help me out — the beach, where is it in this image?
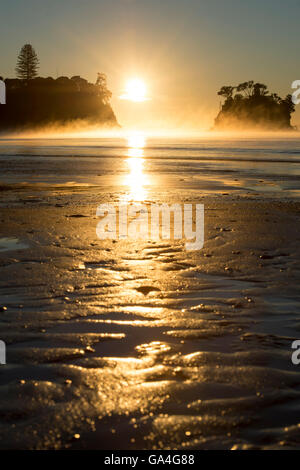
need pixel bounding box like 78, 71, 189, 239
1, 135, 300, 449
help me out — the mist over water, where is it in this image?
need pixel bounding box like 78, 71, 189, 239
1, 131, 300, 198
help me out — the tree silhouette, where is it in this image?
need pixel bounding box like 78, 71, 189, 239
16, 44, 39, 81
0, 74, 118, 131
96, 73, 112, 104
215, 81, 295, 130
217, 86, 235, 100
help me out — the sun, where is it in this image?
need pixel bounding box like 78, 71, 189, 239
120, 78, 149, 102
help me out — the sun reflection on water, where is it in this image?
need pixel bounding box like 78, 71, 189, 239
125, 132, 148, 201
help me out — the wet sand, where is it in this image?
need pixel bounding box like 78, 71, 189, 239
1, 179, 300, 449
1, 136, 300, 449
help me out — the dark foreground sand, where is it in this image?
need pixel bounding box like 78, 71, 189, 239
1, 186, 300, 449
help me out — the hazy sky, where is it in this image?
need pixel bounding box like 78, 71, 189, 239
1, 0, 299, 129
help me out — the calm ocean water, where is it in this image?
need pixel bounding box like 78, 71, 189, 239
1, 136, 300, 197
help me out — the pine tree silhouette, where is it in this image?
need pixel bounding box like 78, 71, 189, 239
16, 44, 39, 81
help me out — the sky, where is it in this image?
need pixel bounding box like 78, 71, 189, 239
0, 0, 299, 129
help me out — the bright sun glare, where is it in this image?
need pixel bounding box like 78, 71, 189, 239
120, 78, 148, 102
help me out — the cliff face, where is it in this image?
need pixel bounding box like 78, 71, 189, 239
214, 82, 295, 130
0, 76, 119, 131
